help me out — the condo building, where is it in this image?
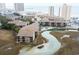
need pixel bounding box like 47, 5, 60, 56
8, 20, 28, 28
14, 3, 24, 12
61, 4, 71, 20
48, 6, 54, 16
0, 3, 6, 14
39, 16, 67, 28
17, 22, 39, 43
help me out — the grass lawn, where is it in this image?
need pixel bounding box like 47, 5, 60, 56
0, 30, 48, 55
0, 30, 20, 55
2, 29, 79, 55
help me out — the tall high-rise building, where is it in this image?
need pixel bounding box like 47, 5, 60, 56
61, 4, 71, 20
0, 3, 6, 13
66, 6, 71, 20
48, 6, 54, 16
14, 3, 24, 12
58, 7, 61, 17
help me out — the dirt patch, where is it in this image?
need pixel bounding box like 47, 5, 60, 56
50, 31, 79, 55
0, 30, 48, 55
0, 30, 20, 55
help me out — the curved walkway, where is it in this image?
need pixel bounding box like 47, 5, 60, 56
19, 31, 61, 55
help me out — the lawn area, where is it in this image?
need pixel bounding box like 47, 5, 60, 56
1, 29, 79, 55
0, 30, 20, 55
0, 30, 47, 55
50, 31, 79, 55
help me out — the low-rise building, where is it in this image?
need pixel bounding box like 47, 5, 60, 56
38, 16, 67, 27
6, 14, 21, 20
17, 22, 39, 43
8, 20, 28, 28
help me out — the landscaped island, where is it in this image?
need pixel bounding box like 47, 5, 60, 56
0, 29, 79, 55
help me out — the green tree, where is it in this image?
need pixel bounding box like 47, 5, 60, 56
0, 16, 8, 24
1, 23, 20, 33
0, 15, 20, 33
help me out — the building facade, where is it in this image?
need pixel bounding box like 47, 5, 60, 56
17, 22, 39, 43
48, 6, 54, 16
14, 3, 24, 12
8, 20, 28, 28
39, 16, 67, 27
0, 3, 6, 14
61, 4, 71, 20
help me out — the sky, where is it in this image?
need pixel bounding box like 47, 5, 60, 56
0, 0, 79, 3
0, 0, 79, 17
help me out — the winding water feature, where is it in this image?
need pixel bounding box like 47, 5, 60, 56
19, 31, 61, 55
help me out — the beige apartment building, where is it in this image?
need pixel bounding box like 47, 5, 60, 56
39, 16, 67, 27
14, 3, 24, 12
61, 4, 71, 20
0, 3, 6, 14
48, 6, 54, 16
17, 22, 39, 43
8, 20, 28, 28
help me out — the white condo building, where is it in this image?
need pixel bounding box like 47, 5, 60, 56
61, 4, 71, 20
14, 3, 24, 12
0, 3, 6, 14
48, 6, 54, 16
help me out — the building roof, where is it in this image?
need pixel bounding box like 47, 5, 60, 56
8, 20, 27, 26
40, 16, 66, 22
17, 22, 39, 37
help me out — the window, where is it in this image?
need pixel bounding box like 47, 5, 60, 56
17, 36, 21, 42
17, 36, 20, 39
40, 22, 43, 26
22, 36, 25, 42
42, 22, 46, 26
45, 22, 50, 26
30, 37, 33, 42
63, 23, 67, 27
51, 22, 55, 27
19, 26, 22, 28
35, 32, 38, 38
57, 23, 61, 27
